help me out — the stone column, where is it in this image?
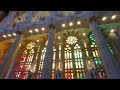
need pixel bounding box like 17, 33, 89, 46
71, 46, 77, 79
0, 31, 23, 79
89, 16, 120, 79
61, 41, 65, 79
41, 24, 55, 79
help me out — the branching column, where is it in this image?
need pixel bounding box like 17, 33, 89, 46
0, 31, 23, 79
41, 24, 55, 79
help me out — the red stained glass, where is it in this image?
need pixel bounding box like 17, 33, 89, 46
68, 70, 70, 72
40, 70, 42, 73
24, 65, 30, 71
19, 56, 25, 62
37, 75, 40, 79
52, 74, 54, 79
16, 65, 23, 71
21, 72, 28, 79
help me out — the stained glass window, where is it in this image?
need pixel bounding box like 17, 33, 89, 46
64, 45, 74, 79
37, 47, 46, 79
74, 44, 86, 79
8, 32, 106, 79
89, 33, 106, 79
10, 42, 36, 79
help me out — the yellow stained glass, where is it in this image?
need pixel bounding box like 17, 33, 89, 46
66, 45, 69, 47
70, 62, 73, 68
75, 62, 78, 68
59, 44, 61, 50
67, 51, 69, 59
86, 50, 89, 57
74, 50, 77, 58
88, 60, 91, 65
53, 52, 55, 60
71, 73, 73, 79
37, 48, 40, 52
26, 42, 35, 49
78, 62, 80, 68
65, 51, 66, 59
92, 51, 96, 57
65, 62, 67, 69
52, 63, 55, 69
77, 50, 79, 58
23, 50, 27, 54
78, 46, 80, 49
30, 49, 35, 54
68, 61, 70, 69
80, 52, 82, 58
95, 50, 99, 57
91, 45, 94, 47
84, 42, 87, 48
79, 64, 81, 68
70, 52, 72, 59
74, 46, 77, 49
59, 51, 61, 59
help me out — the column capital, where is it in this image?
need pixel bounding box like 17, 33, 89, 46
89, 16, 98, 23
48, 24, 56, 29
16, 30, 22, 35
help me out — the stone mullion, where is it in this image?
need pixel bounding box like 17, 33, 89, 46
33, 44, 44, 79
79, 41, 88, 79
71, 45, 77, 79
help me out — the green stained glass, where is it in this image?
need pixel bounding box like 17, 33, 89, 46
109, 46, 113, 54
95, 61, 98, 65
81, 62, 84, 65
99, 60, 101, 65
92, 42, 96, 45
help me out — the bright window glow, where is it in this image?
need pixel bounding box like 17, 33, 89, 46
62, 24, 65, 27
13, 33, 16, 36
26, 42, 35, 50
69, 22, 73, 26
8, 34, 11, 37
66, 36, 78, 45
102, 17, 107, 21
3, 35, 6, 38
110, 29, 115, 33
77, 21, 81, 25
37, 40, 39, 42
41, 28, 45, 31
83, 33, 86, 36
29, 30, 32, 33
88, 60, 91, 65
35, 29, 39, 32
58, 36, 61, 39
111, 15, 116, 20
